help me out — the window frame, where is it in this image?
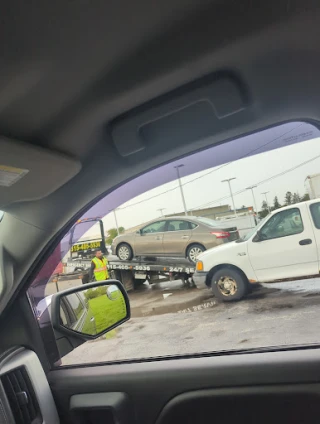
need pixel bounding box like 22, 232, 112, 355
140, 220, 167, 235
309, 202, 320, 229
258, 207, 304, 241
165, 220, 192, 232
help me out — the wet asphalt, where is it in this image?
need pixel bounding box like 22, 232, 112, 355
62, 277, 320, 365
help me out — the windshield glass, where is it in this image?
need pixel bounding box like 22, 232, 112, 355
241, 215, 269, 241
27, 120, 320, 367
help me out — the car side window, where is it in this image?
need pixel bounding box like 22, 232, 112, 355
62, 293, 86, 327
167, 220, 190, 231
141, 220, 166, 234
310, 202, 320, 229
259, 208, 303, 240
190, 222, 198, 229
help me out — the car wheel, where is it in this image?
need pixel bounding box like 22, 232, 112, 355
211, 268, 248, 302
117, 243, 133, 261
187, 244, 205, 263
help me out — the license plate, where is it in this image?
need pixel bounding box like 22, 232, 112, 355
135, 273, 147, 280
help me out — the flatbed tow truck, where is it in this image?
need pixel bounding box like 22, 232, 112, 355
59, 256, 196, 292
55, 218, 196, 292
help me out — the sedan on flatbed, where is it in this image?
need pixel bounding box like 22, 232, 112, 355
112, 216, 239, 262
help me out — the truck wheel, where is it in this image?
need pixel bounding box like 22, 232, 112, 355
211, 268, 248, 301
187, 244, 205, 263
117, 243, 133, 261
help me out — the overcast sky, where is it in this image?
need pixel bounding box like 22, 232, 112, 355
83, 134, 320, 238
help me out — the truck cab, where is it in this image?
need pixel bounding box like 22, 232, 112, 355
194, 200, 320, 301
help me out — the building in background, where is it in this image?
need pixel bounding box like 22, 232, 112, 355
167, 205, 253, 220
124, 205, 255, 236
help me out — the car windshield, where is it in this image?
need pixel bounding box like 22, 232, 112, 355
241, 215, 269, 241
26, 120, 320, 367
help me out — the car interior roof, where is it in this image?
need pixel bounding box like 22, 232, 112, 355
1, 0, 320, 308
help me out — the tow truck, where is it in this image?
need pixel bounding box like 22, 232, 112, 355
57, 217, 196, 291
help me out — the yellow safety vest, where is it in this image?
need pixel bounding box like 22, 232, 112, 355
92, 257, 109, 281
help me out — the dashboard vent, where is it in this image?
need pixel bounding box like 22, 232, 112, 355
1, 366, 42, 424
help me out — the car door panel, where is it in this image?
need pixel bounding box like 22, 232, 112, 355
162, 220, 191, 256
308, 201, 320, 269
248, 205, 318, 282
135, 232, 164, 255
48, 348, 320, 424
134, 221, 166, 256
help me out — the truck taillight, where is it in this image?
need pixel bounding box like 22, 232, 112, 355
210, 231, 230, 238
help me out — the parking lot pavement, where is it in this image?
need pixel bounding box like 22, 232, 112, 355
45, 277, 83, 296
62, 277, 320, 366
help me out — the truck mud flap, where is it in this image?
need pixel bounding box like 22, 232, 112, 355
111, 269, 134, 292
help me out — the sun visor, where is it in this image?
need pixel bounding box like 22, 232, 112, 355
0, 136, 81, 208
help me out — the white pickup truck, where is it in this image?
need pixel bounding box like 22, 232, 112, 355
193, 199, 320, 301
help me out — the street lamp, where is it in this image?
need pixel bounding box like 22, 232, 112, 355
261, 191, 271, 213
109, 209, 119, 235
221, 178, 238, 218
157, 208, 166, 217
246, 185, 258, 213
174, 165, 188, 216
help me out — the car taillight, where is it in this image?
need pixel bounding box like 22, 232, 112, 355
210, 231, 230, 238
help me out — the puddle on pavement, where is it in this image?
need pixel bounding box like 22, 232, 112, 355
130, 289, 215, 317
129, 277, 320, 318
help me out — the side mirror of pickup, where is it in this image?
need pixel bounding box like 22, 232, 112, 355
253, 230, 262, 242
52, 280, 130, 340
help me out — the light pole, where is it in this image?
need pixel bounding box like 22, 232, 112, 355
157, 208, 166, 217
246, 185, 258, 214
261, 191, 271, 213
174, 165, 188, 216
221, 178, 238, 218
113, 209, 119, 235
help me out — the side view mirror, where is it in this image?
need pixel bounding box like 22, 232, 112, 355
136, 230, 142, 235
51, 280, 130, 340
253, 230, 262, 242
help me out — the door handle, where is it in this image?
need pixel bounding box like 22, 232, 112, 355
299, 239, 312, 245
181, 235, 189, 239
155, 236, 162, 240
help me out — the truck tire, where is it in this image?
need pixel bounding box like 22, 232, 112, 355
211, 268, 248, 301
117, 243, 133, 261
187, 243, 205, 263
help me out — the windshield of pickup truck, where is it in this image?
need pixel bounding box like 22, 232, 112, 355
27, 121, 320, 367
240, 216, 269, 241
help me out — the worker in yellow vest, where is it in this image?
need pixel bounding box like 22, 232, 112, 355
89, 249, 109, 281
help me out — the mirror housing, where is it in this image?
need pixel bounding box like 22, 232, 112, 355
51, 280, 130, 340
136, 230, 142, 235
253, 230, 262, 242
